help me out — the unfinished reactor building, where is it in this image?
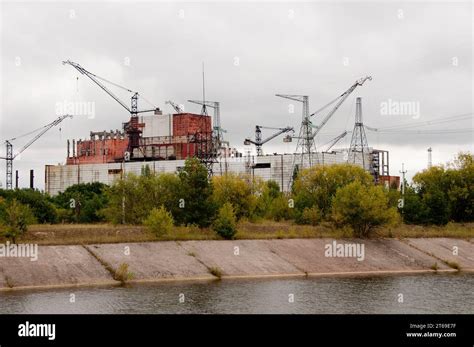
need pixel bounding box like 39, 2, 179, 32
43, 62, 399, 195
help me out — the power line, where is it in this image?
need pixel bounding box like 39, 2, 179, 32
6, 123, 51, 142
366, 112, 473, 131
366, 128, 472, 134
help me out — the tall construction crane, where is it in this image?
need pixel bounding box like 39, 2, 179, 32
275, 95, 312, 160
62, 60, 160, 158
280, 76, 372, 190
165, 100, 184, 113
0, 115, 72, 189
309, 76, 372, 142
322, 131, 348, 153
244, 125, 294, 156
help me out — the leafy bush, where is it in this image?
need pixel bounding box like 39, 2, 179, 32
331, 181, 400, 237
0, 189, 57, 223
103, 172, 182, 225
51, 182, 108, 223
143, 206, 174, 236
177, 158, 216, 227
212, 173, 256, 220
403, 152, 473, 225
293, 164, 373, 219
213, 202, 237, 239
255, 180, 282, 218
114, 263, 134, 283
268, 195, 293, 221
104, 158, 216, 227
0, 199, 36, 243
401, 187, 430, 225
299, 206, 322, 226
446, 153, 473, 222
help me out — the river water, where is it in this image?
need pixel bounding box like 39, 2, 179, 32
1, 273, 473, 314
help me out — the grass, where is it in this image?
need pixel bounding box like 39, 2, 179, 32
82, 245, 133, 284
235, 220, 352, 240
208, 267, 222, 279
444, 260, 461, 270
4, 275, 14, 288
3, 221, 472, 246
374, 222, 474, 239
114, 263, 134, 283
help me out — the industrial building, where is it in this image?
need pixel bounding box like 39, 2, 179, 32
41, 62, 399, 195
66, 112, 214, 164
44, 104, 397, 196
46, 150, 383, 196
45, 103, 395, 195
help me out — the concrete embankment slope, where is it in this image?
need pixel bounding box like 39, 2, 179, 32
0, 238, 472, 290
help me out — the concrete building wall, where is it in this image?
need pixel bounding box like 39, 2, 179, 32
45, 151, 373, 196
66, 138, 129, 165
139, 114, 173, 138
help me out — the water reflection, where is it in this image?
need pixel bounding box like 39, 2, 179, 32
0, 273, 472, 314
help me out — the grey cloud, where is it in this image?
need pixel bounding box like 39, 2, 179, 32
1, 1, 472, 188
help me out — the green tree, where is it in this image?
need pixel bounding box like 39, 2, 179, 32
409, 153, 474, 225
401, 186, 430, 225
213, 202, 237, 239
268, 195, 293, 221
0, 199, 36, 243
103, 172, 182, 225
445, 153, 473, 222
177, 158, 216, 227
300, 206, 322, 226
293, 164, 373, 219
212, 173, 257, 220
143, 206, 174, 237
141, 164, 152, 177
52, 182, 109, 223
104, 161, 216, 226
0, 189, 57, 224
331, 181, 400, 237
254, 180, 281, 218
265, 180, 281, 199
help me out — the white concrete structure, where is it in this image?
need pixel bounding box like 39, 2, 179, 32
139, 114, 173, 137
45, 150, 373, 195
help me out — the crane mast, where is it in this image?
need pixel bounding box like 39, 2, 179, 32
323, 130, 348, 152
166, 100, 184, 113
310, 76, 372, 141
244, 125, 294, 156
2, 115, 72, 189
281, 76, 372, 190
62, 60, 160, 158
63, 60, 132, 113
275, 95, 313, 163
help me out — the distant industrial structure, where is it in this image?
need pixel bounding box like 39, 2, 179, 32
40, 61, 399, 195
1, 115, 72, 190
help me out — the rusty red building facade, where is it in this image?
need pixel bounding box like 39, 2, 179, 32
66, 113, 213, 164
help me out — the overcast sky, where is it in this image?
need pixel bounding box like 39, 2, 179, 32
1, 0, 472, 189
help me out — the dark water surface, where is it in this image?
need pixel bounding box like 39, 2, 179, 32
1, 273, 473, 314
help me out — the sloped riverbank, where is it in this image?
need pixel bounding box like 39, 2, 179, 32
0, 238, 472, 290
